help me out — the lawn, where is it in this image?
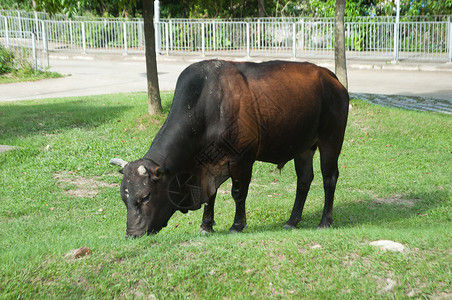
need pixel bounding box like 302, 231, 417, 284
0, 93, 450, 298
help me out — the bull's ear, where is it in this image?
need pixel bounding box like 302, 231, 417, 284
151, 167, 165, 181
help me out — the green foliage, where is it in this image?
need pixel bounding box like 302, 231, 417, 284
31, 0, 141, 18
370, 0, 452, 16
0, 93, 451, 298
3, 0, 452, 19
0, 44, 61, 82
431, 0, 452, 15
0, 45, 14, 75
0, 0, 33, 10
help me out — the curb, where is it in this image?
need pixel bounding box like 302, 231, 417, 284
48, 52, 452, 72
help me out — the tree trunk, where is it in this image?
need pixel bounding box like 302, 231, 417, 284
258, 0, 266, 17
143, 0, 162, 115
334, 0, 348, 89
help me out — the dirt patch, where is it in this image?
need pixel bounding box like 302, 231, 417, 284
0, 145, 23, 153
375, 195, 415, 207
54, 171, 119, 198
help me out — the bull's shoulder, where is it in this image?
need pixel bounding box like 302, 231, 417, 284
179, 59, 235, 80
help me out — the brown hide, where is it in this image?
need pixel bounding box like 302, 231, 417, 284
200, 61, 348, 200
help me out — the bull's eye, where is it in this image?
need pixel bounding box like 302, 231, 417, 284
139, 194, 151, 205
124, 188, 129, 198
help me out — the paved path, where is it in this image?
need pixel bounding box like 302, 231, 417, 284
0, 54, 451, 114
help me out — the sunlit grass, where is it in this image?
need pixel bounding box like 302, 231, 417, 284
0, 93, 450, 298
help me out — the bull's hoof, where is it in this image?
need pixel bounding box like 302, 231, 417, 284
229, 223, 247, 233
198, 227, 214, 235
318, 216, 333, 229
283, 224, 296, 230
317, 222, 332, 229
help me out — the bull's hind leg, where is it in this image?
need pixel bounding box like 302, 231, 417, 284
228, 160, 253, 233
318, 143, 342, 228
199, 193, 217, 234
284, 147, 316, 229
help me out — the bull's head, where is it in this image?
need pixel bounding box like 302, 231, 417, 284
109, 158, 177, 238
110, 158, 203, 238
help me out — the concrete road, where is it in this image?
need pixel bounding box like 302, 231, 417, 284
1, 55, 452, 102
348, 68, 452, 100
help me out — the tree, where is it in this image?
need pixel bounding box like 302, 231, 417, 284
258, 0, 266, 17
33, 0, 162, 115
334, 0, 348, 90
143, 0, 162, 114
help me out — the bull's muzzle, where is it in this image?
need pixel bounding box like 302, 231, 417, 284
125, 229, 147, 239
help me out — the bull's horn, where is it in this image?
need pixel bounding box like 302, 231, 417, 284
109, 158, 128, 168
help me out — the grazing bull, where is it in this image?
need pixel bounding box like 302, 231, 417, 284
110, 60, 349, 238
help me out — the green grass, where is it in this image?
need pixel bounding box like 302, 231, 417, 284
0, 93, 451, 298
0, 68, 63, 84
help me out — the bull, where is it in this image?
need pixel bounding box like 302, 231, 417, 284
110, 60, 349, 238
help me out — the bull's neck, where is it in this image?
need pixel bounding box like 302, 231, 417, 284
143, 114, 203, 173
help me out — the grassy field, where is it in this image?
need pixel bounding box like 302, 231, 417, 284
0, 93, 450, 299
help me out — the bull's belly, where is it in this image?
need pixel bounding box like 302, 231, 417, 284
255, 136, 317, 165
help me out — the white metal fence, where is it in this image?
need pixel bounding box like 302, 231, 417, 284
1, 12, 451, 62
0, 28, 48, 71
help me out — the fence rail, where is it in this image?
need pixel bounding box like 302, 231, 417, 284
1, 13, 451, 62
0, 30, 49, 71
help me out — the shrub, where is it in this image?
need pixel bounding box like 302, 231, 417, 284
0, 44, 15, 74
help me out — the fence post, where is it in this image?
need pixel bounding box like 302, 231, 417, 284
154, 0, 161, 54
41, 20, 49, 68
41, 20, 47, 52
449, 20, 452, 63
32, 32, 37, 71
257, 19, 261, 50
246, 22, 250, 58
34, 10, 39, 39
4, 16, 9, 47
393, 0, 400, 62
169, 19, 173, 51
70, 20, 73, 45
213, 20, 216, 51
82, 21, 86, 53
292, 22, 296, 58
138, 20, 144, 48
300, 19, 304, 54
123, 22, 128, 55
18, 11, 23, 38
165, 22, 169, 55
201, 22, 205, 56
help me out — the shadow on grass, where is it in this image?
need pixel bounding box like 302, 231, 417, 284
0, 99, 133, 140
247, 189, 449, 233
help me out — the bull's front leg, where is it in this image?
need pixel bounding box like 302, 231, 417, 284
199, 193, 217, 234
229, 160, 253, 233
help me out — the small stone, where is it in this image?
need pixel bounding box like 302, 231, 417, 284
370, 240, 406, 253
380, 278, 396, 294
311, 244, 322, 249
